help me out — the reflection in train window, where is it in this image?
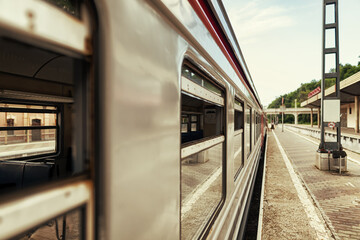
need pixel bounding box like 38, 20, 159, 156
181, 115, 189, 133
181, 94, 223, 144
191, 123, 197, 131
259, 114, 262, 139
181, 64, 225, 239
245, 105, 252, 158
255, 113, 261, 141
234, 98, 244, 179
182, 66, 222, 96
181, 114, 201, 134
0, 38, 90, 194
252, 110, 255, 147
234, 99, 244, 131
254, 114, 257, 141
15, 207, 84, 240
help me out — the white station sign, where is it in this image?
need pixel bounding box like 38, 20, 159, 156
323, 99, 340, 122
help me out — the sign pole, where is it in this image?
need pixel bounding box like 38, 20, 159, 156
320, 0, 341, 151
316, 0, 346, 173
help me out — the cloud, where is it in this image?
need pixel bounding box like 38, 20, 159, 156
225, 1, 294, 44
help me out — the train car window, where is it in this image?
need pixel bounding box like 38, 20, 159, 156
0, 103, 58, 160
0, 1, 92, 239
252, 109, 255, 148
180, 64, 225, 239
234, 98, 244, 179
258, 115, 260, 139
254, 113, 257, 141
181, 93, 223, 144
0, 38, 90, 195
182, 66, 222, 96
257, 113, 261, 141
245, 105, 252, 158
260, 114, 263, 139
234, 99, 244, 130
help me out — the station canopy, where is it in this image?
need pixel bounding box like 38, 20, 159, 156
301, 71, 360, 108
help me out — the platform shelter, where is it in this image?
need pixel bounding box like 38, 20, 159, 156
301, 71, 360, 133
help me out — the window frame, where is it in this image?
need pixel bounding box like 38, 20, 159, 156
180, 62, 226, 240
234, 98, 244, 131
234, 97, 244, 179
0, 98, 63, 161
246, 105, 252, 158
0, 1, 94, 239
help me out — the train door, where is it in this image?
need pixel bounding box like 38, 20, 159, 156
0, 1, 95, 239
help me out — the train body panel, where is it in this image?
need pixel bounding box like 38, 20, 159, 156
96, 1, 265, 239
97, 1, 184, 238
0, 0, 267, 239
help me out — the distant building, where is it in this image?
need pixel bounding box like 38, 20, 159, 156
0, 103, 56, 145
301, 71, 360, 132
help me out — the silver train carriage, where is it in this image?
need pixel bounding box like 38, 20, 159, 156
0, 0, 267, 239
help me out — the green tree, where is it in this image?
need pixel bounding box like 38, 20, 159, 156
267, 62, 360, 112
340, 63, 360, 80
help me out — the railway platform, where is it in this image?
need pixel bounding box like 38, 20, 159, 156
259, 127, 360, 240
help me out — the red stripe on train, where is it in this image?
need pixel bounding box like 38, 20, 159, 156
188, 0, 261, 108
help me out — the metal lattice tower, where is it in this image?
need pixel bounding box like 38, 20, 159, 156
319, 0, 341, 152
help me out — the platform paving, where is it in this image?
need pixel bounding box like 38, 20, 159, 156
262, 126, 360, 240
261, 131, 323, 239
0, 141, 55, 159
290, 124, 360, 138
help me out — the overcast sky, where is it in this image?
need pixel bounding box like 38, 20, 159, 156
223, 0, 360, 107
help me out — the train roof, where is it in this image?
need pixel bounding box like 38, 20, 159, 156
189, 0, 262, 109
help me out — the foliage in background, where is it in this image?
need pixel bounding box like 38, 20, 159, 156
268, 62, 360, 109
340, 63, 360, 80
267, 62, 360, 124
267, 113, 318, 125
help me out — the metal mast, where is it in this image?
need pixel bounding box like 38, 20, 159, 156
319, 0, 341, 152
